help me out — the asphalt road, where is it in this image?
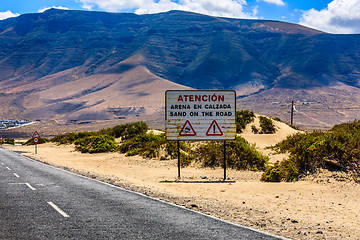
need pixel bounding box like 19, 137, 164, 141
0, 148, 289, 240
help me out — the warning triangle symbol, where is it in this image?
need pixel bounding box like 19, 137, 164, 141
179, 120, 196, 136
206, 120, 223, 136
32, 131, 40, 138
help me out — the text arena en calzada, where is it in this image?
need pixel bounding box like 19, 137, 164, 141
165, 90, 236, 141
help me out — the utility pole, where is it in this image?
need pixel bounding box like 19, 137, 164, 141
291, 101, 294, 125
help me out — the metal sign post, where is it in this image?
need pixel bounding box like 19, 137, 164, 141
223, 141, 226, 180
177, 140, 180, 178
165, 90, 236, 180
32, 131, 40, 154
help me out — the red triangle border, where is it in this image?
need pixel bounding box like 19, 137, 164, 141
206, 120, 223, 136
179, 120, 197, 136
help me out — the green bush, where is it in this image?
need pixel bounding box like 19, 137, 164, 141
52, 122, 149, 145
179, 152, 193, 167
23, 137, 49, 145
259, 116, 276, 134
273, 117, 282, 122
192, 137, 268, 171
236, 110, 255, 133
193, 141, 221, 168
119, 133, 166, 158
251, 125, 259, 134
261, 157, 299, 182
118, 132, 191, 160
262, 120, 360, 182
75, 135, 117, 153
100, 121, 148, 139
0, 138, 15, 145
4, 138, 15, 145
261, 163, 282, 182
51, 131, 95, 144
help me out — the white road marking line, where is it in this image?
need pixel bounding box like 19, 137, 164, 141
25, 183, 36, 191
11, 150, 289, 240
6, 167, 11, 170
13, 173, 20, 178
47, 202, 69, 218
1, 162, 4, 165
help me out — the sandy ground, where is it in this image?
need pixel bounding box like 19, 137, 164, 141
3, 120, 360, 240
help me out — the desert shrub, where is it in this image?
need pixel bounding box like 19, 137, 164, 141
51, 131, 95, 144
23, 137, 49, 145
192, 137, 268, 171
251, 125, 259, 134
4, 138, 15, 145
261, 163, 282, 182
262, 120, 360, 182
226, 137, 269, 171
272, 117, 300, 130
119, 132, 190, 160
119, 133, 166, 158
289, 125, 300, 130
52, 122, 149, 145
193, 141, 221, 168
0, 138, 15, 145
75, 135, 117, 153
261, 157, 299, 182
259, 116, 276, 134
273, 117, 282, 122
100, 121, 148, 139
179, 152, 193, 167
236, 110, 255, 133
164, 140, 191, 159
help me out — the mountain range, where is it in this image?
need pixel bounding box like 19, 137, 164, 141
1, 9, 360, 131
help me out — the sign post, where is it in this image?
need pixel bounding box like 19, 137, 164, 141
165, 90, 236, 180
32, 131, 40, 154
0, 137, 3, 147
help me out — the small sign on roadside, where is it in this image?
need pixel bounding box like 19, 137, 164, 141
32, 131, 40, 138
32, 131, 40, 154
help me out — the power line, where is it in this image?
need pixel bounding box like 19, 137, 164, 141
270, 102, 360, 127
270, 103, 292, 118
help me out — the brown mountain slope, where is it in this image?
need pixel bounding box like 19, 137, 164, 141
4, 54, 190, 122
1, 9, 360, 132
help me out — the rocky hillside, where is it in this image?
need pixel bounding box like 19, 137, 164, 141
0, 9, 360, 129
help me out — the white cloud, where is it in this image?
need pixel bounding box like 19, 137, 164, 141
0, 10, 20, 20
300, 0, 360, 34
77, 0, 257, 19
38, 6, 70, 13
262, 0, 285, 6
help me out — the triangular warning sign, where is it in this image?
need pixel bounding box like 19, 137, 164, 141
179, 120, 196, 136
206, 120, 223, 136
32, 131, 40, 138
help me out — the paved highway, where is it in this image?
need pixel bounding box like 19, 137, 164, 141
0, 148, 289, 239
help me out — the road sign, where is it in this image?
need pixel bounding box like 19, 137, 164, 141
165, 90, 236, 140
33, 137, 39, 144
32, 131, 40, 138
179, 120, 196, 136
206, 120, 223, 136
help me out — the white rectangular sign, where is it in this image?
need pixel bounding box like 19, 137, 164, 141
165, 90, 236, 140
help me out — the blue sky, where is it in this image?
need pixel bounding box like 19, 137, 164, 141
1, 0, 360, 34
